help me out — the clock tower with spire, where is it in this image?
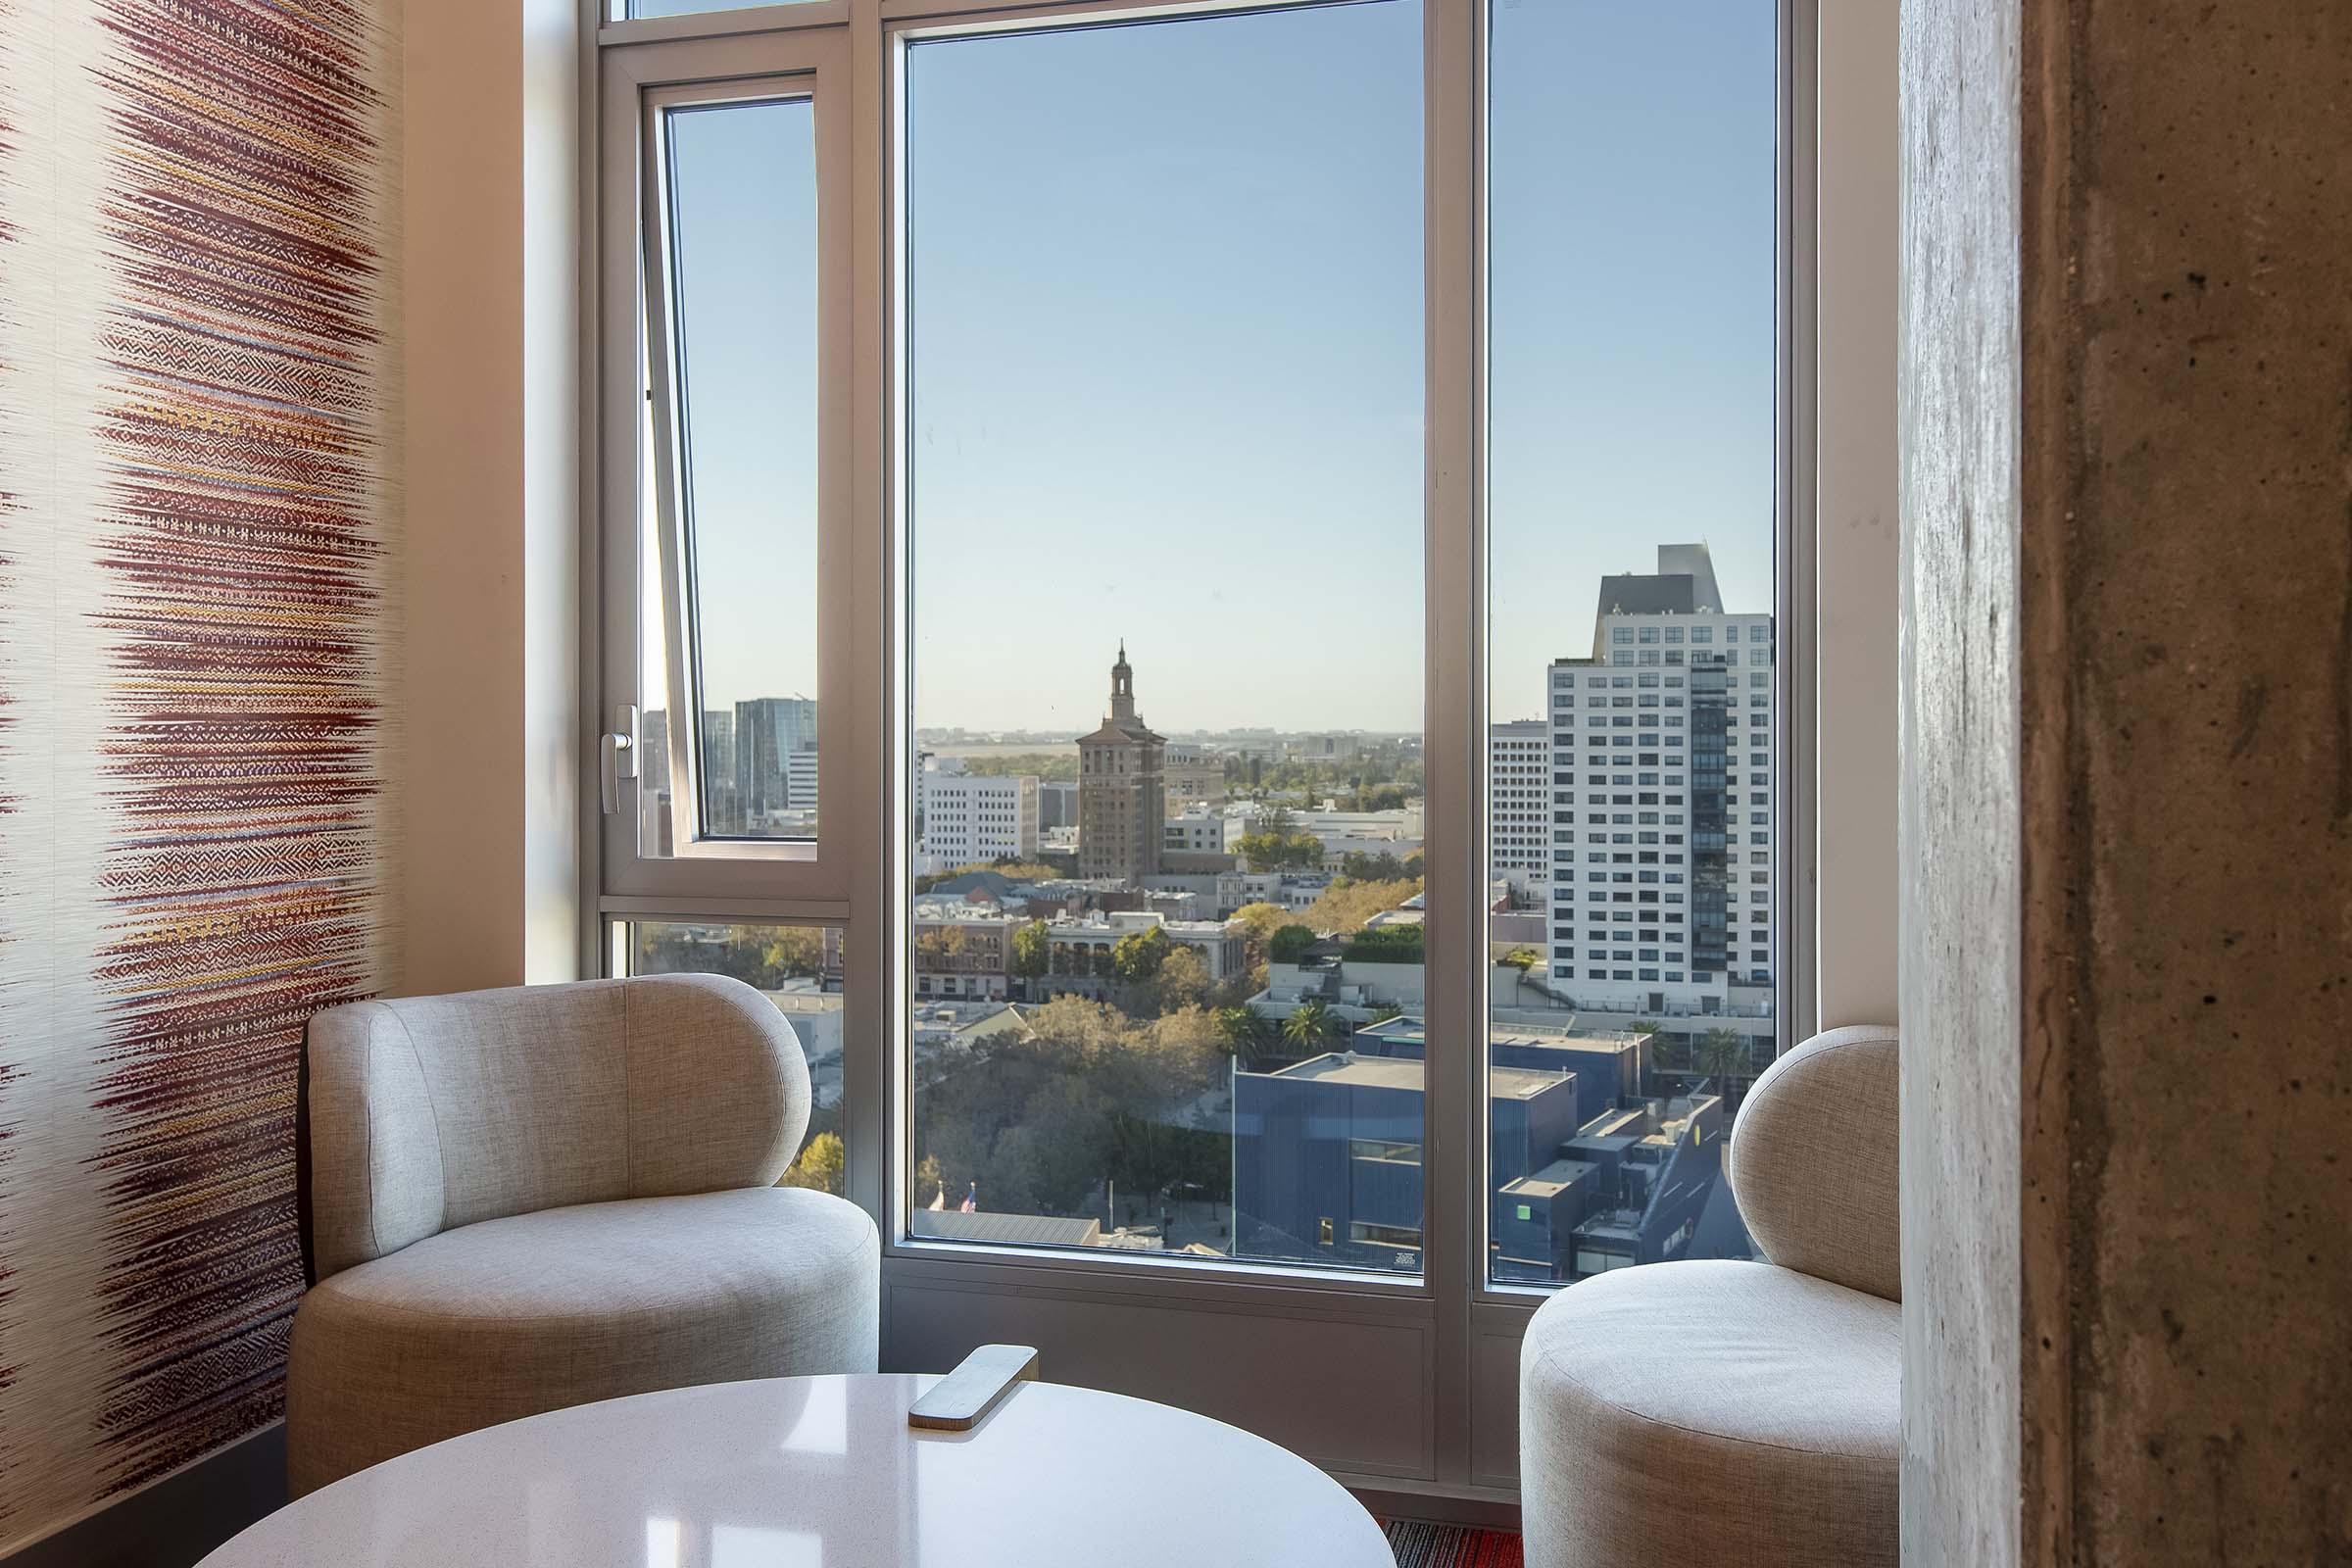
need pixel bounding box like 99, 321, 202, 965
1076, 642, 1165, 884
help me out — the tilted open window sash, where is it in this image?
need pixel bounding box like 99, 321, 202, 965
601, 30, 854, 906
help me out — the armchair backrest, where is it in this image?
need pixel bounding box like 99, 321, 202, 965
299, 974, 808, 1283
1725, 1024, 1900, 1301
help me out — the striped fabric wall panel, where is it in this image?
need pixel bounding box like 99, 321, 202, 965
0, 0, 401, 1549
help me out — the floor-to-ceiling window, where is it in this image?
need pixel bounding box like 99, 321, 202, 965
590, 0, 1809, 1498
902, 1, 1428, 1275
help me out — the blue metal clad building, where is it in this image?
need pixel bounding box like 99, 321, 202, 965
1233, 1052, 1585, 1271
1350, 1015, 1645, 1126
1234, 1032, 1728, 1285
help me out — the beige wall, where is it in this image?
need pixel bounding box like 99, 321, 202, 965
522, 0, 586, 983
403, 0, 582, 997
1814, 0, 1900, 1029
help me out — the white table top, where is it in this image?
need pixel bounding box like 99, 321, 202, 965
202, 1374, 1396, 1567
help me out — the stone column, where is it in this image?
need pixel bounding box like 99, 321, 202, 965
1899, 3, 2352, 1564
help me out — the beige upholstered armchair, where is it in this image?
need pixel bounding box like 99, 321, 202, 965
286, 974, 879, 1495
1518, 1024, 1900, 1568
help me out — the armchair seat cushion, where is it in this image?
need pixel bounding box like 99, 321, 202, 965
1519, 1258, 1899, 1568
286, 1186, 878, 1495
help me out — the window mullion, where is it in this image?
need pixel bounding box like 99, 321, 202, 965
1422, 0, 1484, 1490
844, 0, 892, 1237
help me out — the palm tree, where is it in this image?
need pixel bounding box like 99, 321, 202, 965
1215, 1005, 1268, 1069
1283, 998, 1338, 1054
1696, 1027, 1752, 1091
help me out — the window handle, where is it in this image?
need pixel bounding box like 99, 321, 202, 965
601, 705, 639, 814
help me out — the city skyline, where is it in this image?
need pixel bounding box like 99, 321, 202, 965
666, 1, 1776, 733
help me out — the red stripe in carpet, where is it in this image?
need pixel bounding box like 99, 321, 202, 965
1381, 1519, 1525, 1567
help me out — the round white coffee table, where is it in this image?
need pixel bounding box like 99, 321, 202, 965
200, 1373, 1395, 1567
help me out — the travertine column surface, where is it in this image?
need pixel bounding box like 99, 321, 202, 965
1900, 2, 2352, 1564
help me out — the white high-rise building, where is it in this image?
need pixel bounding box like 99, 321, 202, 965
1490, 719, 1550, 900
920, 760, 1040, 869
1163, 809, 1238, 855
1546, 543, 1775, 1012
786, 750, 819, 815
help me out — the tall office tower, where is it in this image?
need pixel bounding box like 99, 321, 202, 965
1076, 643, 1165, 885
638, 710, 672, 856
701, 709, 736, 781
1490, 719, 1551, 901
701, 709, 739, 832
1545, 543, 1774, 1013
734, 696, 818, 824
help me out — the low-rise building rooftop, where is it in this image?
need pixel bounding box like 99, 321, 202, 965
1500, 1157, 1602, 1200
1268, 1052, 1568, 1101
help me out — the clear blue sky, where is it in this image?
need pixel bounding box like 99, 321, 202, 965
661, 95, 821, 719
664, 0, 1777, 736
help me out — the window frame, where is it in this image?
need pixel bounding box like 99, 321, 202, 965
881, 0, 1446, 1297
585, 0, 1817, 1501
596, 28, 858, 906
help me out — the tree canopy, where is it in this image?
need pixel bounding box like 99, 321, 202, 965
1281, 998, 1341, 1053
1110, 924, 1174, 983
1236, 828, 1325, 872
1298, 877, 1422, 938
1267, 924, 1319, 964
912, 997, 1229, 1218
1339, 850, 1420, 882
762, 925, 827, 978
1150, 947, 1214, 1013
781, 1131, 845, 1196
1228, 751, 1423, 803
913, 924, 973, 964
1215, 1004, 1265, 1053
947, 753, 1078, 782
914, 858, 1061, 893
1697, 1028, 1753, 1087
627, 924, 830, 992
1009, 919, 1050, 979
1339, 924, 1424, 964
1228, 902, 1290, 969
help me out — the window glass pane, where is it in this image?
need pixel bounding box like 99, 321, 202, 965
617, 921, 846, 1189
904, 1, 1425, 1272
1486, 2, 1782, 1288
646, 97, 819, 853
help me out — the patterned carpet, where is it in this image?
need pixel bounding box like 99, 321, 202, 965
1383, 1519, 1525, 1567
